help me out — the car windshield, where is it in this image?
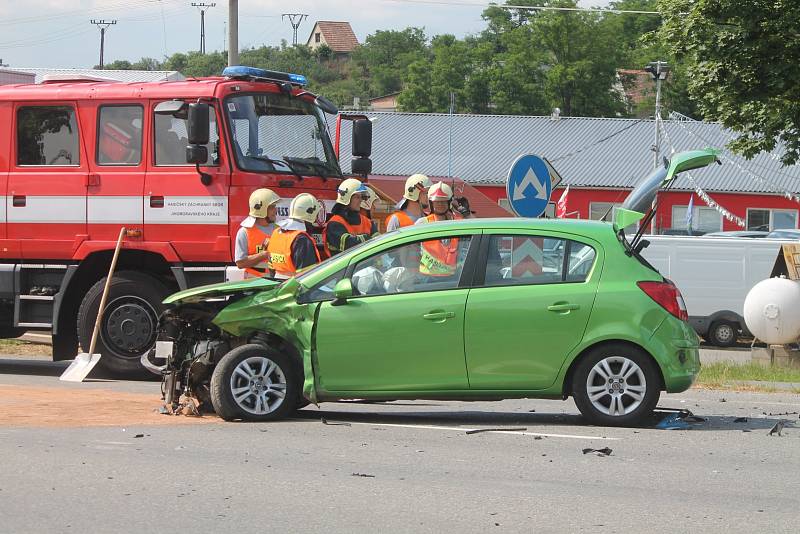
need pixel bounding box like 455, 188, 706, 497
225, 93, 339, 176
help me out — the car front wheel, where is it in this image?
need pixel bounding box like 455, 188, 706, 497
210, 344, 299, 422
572, 344, 661, 426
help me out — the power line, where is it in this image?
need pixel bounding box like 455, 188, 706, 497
192, 3, 215, 54
383, 0, 661, 15
282, 13, 308, 46
90, 19, 117, 69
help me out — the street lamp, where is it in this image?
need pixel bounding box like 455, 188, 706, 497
645, 61, 670, 169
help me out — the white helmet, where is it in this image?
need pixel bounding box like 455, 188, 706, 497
289, 193, 321, 224
360, 186, 377, 211
403, 174, 431, 202
336, 178, 365, 205
248, 188, 280, 218
428, 181, 453, 202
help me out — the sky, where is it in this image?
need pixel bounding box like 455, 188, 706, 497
0, 0, 615, 69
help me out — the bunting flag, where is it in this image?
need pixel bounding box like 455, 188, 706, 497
556, 186, 570, 218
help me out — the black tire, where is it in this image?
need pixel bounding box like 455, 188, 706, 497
77, 271, 171, 379
707, 320, 738, 347
210, 344, 300, 422
571, 343, 661, 427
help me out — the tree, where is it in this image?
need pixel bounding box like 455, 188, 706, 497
659, 0, 800, 164
350, 28, 428, 97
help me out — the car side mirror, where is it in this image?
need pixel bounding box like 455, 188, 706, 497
186, 145, 212, 186
331, 278, 353, 306
351, 157, 372, 176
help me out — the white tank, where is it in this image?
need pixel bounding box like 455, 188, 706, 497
743, 277, 800, 344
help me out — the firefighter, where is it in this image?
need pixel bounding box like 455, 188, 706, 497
360, 186, 380, 234
386, 173, 430, 231
235, 188, 280, 278
323, 178, 374, 256
267, 193, 322, 279
415, 181, 462, 225
415, 181, 462, 277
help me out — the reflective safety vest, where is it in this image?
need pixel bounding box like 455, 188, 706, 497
244, 226, 272, 278
267, 228, 321, 279
389, 210, 415, 228
419, 213, 463, 277
323, 213, 373, 257
420, 238, 460, 276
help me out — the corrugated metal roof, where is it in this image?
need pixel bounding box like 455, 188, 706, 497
14, 68, 185, 84
335, 112, 800, 195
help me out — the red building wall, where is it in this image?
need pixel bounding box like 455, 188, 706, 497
474, 184, 800, 232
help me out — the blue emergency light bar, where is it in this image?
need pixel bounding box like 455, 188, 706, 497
221, 66, 308, 86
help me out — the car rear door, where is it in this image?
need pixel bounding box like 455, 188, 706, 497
464, 231, 602, 390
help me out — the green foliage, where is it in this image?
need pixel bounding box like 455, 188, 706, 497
98, 3, 710, 121
659, 0, 800, 164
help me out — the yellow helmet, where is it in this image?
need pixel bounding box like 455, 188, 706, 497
289, 193, 321, 224
360, 186, 377, 211
248, 188, 280, 218
336, 178, 365, 205
428, 181, 453, 202
404, 174, 431, 202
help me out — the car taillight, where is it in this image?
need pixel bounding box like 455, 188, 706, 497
637, 280, 689, 321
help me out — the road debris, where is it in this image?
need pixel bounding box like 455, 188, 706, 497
734, 417, 748, 423
655, 409, 706, 430
351, 473, 375, 478
465, 427, 527, 435
582, 447, 613, 456
763, 411, 798, 417
767, 420, 790, 437
321, 418, 351, 426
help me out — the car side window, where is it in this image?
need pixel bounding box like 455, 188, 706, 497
300, 269, 346, 302
566, 242, 597, 282
484, 235, 595, 286
154, 106, 219, 166
17, 106, 80, 166
97, 105, 143, 165
350, 235, 472, 296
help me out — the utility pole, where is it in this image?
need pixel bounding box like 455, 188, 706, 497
90, 19, 117, 69
282, 13, 308, 46
192, 3, 215, 54
228, 0, 238, 66
645, 60, 670, 170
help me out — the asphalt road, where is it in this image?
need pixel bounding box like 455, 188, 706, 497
1, 356, 799, 533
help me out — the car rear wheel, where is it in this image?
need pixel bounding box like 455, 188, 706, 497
572, 344, 661, 426
707, 320, 738, 347
210, 344, 299, 422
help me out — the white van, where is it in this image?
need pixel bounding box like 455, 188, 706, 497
639, 235, 789, 346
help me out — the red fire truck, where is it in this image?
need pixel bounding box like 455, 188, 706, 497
0, 66, 372, 377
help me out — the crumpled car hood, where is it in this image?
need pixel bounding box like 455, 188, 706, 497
163, 277, 281, 305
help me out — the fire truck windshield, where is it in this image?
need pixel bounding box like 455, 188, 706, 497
225, 93, 339, 177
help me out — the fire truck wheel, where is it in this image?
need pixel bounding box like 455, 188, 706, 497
77, 271, 172, 379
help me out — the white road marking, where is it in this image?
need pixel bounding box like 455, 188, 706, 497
674, 397, 800, 407
307, 419, 618, 441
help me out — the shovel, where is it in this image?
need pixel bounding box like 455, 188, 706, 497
60, 227, 126, 382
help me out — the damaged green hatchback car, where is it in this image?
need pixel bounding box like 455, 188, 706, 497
148, 149, 717, 426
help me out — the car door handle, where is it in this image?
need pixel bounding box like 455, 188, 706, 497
423, 311, 455, 321
12, 195, 26, 207
547, 303, 580, 313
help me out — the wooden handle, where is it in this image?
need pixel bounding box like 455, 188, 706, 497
88, 227, 126, 356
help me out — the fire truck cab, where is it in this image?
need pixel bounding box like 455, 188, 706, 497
0, 66, 371, 377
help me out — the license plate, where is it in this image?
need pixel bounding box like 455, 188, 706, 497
155, 341, 174, 359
